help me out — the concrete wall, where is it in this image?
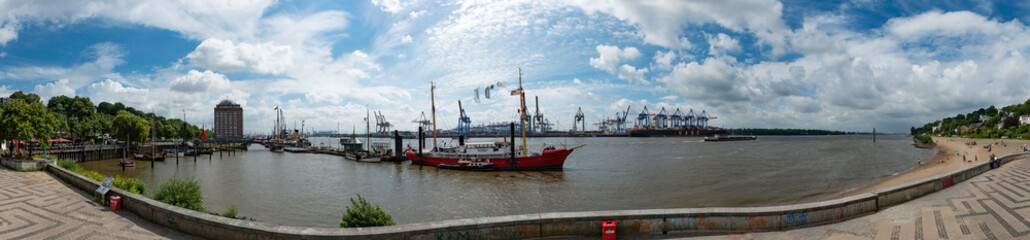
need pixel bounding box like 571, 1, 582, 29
1, 158, 54, 170
44, 152, 1030, 239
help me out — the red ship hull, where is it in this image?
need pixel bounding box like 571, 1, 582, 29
406, 148, 576, 170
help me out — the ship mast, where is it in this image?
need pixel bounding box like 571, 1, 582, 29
431, 82, 438, 149
518, 68, 528, 157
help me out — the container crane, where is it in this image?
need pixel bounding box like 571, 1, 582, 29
457, 100, 471, 135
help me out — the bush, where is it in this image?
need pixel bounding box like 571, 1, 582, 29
57, 159, 82, 172
221, 204, 238, 219
914, 135, 934, 144
340, 194, 394, 228
80, 170, 105, 182
113, 175, 146, 195
152, 176, 205, 212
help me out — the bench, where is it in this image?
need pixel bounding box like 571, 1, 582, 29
95, 177, 113, 203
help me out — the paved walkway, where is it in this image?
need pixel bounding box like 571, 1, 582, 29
694, 158, 1030, 240
0, 167, 198, 239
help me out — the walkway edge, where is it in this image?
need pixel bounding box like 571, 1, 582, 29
44, 152, 1030, 239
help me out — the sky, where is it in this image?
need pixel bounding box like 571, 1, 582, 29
2, 0, 1030, 134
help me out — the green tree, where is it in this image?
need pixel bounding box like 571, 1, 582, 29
8, 91, 41, 104
110, 110, 150, 154
0, 99, 58, 156
339, 194, 395, 228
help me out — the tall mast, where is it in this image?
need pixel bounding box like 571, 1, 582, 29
431, 82, 438, 149
366, 107, 370, 152
519, 68, 528, 157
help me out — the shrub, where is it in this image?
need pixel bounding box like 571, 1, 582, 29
340, 194, 394, 228
152, 176, 205, 212
221, 204, 238, 219
80, 171, 105, 182
57, 159, 82, 172
914, 135, 934, 144
113, 175, 146, 195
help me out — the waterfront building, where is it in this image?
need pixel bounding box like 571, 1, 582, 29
214, 99, 243, 139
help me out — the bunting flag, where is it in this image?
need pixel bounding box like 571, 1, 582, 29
485, 85, 493, 99
474, 88, 481, 103
495, 81, 506, 88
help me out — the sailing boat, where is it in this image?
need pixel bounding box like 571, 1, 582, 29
405, 69, 585, 170
344, 108, 381, 162
270, 106, 285, 153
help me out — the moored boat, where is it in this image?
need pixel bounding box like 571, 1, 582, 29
404, 69, 585, 170
119, 158, 135, 167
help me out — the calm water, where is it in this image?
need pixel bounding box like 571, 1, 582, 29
81, 135, 931, 227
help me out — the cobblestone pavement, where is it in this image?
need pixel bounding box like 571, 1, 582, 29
691, 159, 1030, 240
0, 167, 199, 240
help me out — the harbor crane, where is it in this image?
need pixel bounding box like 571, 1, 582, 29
636, 106, 654, 129
533, 96, 553, 132
615, 106, 631, 133
670, 108, 685, 127
654, 107, 669, 128
412, 112, 432, 133
573, 107, 585, 132
374, 111, 391, 134
457, 100, 471, 135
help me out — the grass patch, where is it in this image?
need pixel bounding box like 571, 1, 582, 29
221, 204, 238, 219
55, 159, 145, 194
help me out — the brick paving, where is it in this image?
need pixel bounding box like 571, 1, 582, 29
0, 167, 198, 240
694, 158, 1030, 240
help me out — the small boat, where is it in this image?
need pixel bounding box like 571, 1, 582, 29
132, 153, 146, 160
119, 158, 135, 167
270, 146, 285, 153
438, 159, 494, 171
703, 135, 757, 142
284, 147, 311, 153
343, 152, 382, 162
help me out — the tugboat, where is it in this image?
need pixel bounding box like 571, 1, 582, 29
405, 69, 586, 170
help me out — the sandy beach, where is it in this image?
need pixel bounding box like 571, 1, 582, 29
825, 136, 1030, 200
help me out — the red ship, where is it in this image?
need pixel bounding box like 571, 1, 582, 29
406, 68, 585, 170
406, 141, 585, 170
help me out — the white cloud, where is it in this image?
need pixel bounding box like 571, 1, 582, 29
402, 35, 413, 43
186, 38, 293, 74
33, 79, 76, 100
371, 0, 407, 13
886, 11, 1012, 38
0, 20, 17, 46
707, 33, 741, 54
652, 50, 676, 71
589, 44, 641, 73
616, 64, 648, 84
568, 0, 789, 52
169, 70, 231, 93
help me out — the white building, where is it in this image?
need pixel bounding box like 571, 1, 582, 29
1020, 114, 1030, 125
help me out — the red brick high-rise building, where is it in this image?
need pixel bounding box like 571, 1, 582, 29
214, 99, 243, 139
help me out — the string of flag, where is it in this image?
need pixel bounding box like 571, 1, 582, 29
473, 81, 507, 103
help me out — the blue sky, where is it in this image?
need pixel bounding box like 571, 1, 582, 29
2, 0, 1030, 134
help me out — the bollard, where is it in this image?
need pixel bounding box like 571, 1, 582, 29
602, 221, 616, 240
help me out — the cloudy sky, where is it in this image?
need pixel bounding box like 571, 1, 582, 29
1, 0, 1029, 134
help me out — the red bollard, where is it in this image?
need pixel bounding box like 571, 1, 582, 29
110, 196, 121, 211
602, 221, 616, 240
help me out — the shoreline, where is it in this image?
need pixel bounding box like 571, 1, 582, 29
808, 136, 1029, 202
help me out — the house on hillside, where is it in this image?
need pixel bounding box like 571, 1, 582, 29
1020, 115, 1030, 125
959, 126, 970, 133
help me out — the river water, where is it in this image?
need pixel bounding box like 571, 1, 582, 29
80, 135, 931, 227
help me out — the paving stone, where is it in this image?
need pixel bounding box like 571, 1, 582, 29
0, 168, 198, 240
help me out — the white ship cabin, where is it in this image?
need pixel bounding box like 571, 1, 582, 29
428, 141, 540, 159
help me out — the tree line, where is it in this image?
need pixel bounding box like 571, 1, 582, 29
911, 98, 1030, 139
1, 91, 202, 153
